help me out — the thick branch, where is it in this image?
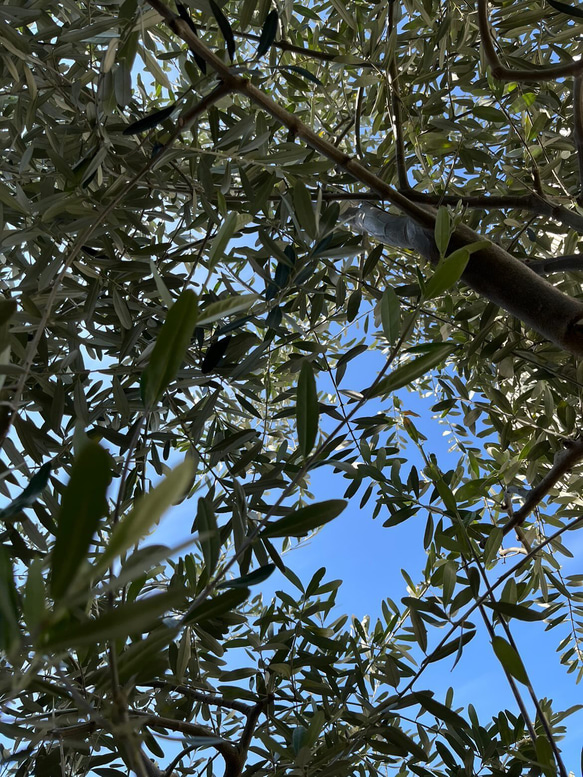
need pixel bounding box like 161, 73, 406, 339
146, 0, 583, 357
345, 204, 583, 354
502, 436, 583, 536
477, 0, 583, 82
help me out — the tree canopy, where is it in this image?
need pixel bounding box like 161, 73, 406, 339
1, 0, 583, 775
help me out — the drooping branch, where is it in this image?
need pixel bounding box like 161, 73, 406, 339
477, 0, 583, 82
146, 0, 583, 357
502, 436, 583, 537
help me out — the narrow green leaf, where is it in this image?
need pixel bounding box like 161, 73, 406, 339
491, 635, 529, 684
380, 287, 401, 345
261, 499, 346, 538
547, 0, 583, 18
380, 726, 427, 761
44, 589, 186, 650
197, 294, 257, 326
209, 0, 236, 60
369, 344, 455, 397
0, 546, 20, 653
0, 462, 51, 520
424, 248, 470, 300
427, 629, 475, 663
293, 181, 317, 238
182, 587, 250, 625
208, 211, 239, 269
486, 601, 546, 621
218, 564, 276, 589
50, 442, 112, 601
195, 497, 220, 575
434, 207, 451, 256
297, 361, 319, 457
122, 103, 176, 135
140, 289, 198, 408
24, 559, 46, 633
176, 3, 207, 73
98, 460, 195, 572
412, 692, 470, 729
256, 9, 278, 58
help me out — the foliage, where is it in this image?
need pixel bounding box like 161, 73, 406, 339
0, 0, 583, 775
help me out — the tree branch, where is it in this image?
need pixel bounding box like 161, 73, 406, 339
142, 714, 242, 777
145, 0, 583, 357
527, 254, 583, 274
477, 0, 583, 82
502, 436, 583, 536
574, 76, 583, 201
139, 681, 253, 715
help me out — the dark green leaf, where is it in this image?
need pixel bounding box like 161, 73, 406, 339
297, 361, 319, 457
201, 336, 231, 374
0, 462, 51, 521
380, 287, 401, 345
485, 601, 546, 622
547, 0, 583, 17
123, 103, 176, 135
182, 588, 250, 625
491, 635, 529, 684
218, 564, 276, 589
195, 496, 220, 575
293, 181, 317, 238
427, 629, 476, 663
141, 289, 198, 407
0, 546, 20, 653
176, 2, 207, 72
261, 499, 346, 538
256, 9, 278, 58
50, 442, 112, 601
209, 0, 236, 60
412, 692, 470, 729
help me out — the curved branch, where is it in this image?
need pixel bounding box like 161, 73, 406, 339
477, 0, 583, 82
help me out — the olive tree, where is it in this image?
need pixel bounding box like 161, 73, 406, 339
0, 0, 582, 774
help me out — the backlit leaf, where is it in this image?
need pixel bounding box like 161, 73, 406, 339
50, 442, 112, 601
261, 499, 346, 538
297, 361, 319, 457
140, 289, 198, 408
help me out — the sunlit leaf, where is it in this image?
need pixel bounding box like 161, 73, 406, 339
368, 344, 455, 397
